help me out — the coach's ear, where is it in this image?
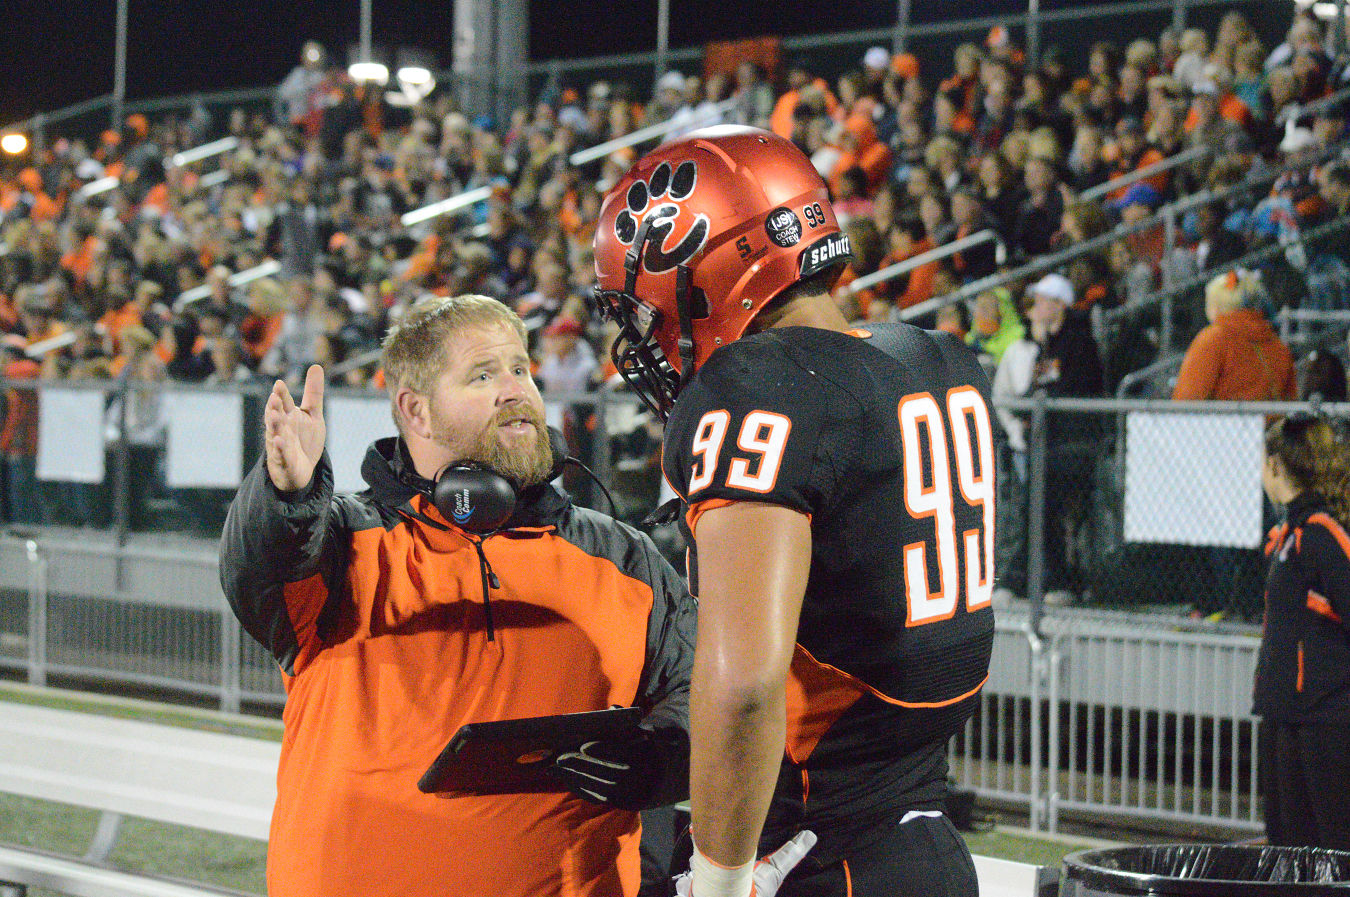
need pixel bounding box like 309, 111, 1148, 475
394, 387, 433, 441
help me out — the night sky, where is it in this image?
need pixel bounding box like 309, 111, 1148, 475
1, 0, 1260, 127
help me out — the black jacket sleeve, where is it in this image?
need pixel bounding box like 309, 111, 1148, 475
218, 452, 349, 676
632, 530, 697, 809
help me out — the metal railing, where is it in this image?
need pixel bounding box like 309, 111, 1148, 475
1099, 213, 1350, 356
905, 138, 1350, 348
1275, 83, 1350, 126
175, 259, 282, 309
1277, 307, 1350, 344
847, 228, 1000, 296
522, 0, 1277, 90
1079, 145, 1212, 204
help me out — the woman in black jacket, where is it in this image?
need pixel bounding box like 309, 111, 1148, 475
1255, 413, 1350, 850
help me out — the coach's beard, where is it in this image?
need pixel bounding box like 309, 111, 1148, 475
469, 406, 554, 489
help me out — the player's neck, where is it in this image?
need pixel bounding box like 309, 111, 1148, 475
759, 294, 850, 333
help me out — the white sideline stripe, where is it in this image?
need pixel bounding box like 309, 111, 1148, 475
2, 718, 279, 771
1, 701, 277, 840
0, 763, 272, 840
0, 762, 272, 822
0, 844, 233, 897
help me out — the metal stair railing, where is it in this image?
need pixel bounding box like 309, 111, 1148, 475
900, 139, 1349, 327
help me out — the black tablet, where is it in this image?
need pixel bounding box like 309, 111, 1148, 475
417, 706, 643, 796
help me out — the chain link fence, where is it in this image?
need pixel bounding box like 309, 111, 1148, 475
3, 388, 1348, 835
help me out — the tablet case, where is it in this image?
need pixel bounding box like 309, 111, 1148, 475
417, 706, 643, 795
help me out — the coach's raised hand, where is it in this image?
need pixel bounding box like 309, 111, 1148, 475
265, 364, 326, 492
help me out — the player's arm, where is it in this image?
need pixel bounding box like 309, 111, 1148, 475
689, 500, 811, 879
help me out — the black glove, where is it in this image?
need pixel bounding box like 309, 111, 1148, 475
548, 727, 688, 811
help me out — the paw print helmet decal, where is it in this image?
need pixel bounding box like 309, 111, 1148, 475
593, 125, 849, 418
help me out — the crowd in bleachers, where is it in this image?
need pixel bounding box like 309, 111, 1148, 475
2, 6, 1349, 540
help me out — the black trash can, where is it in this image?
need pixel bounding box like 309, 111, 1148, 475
1062, 845, 1350, 896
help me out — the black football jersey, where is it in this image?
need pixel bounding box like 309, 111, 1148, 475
662, 323, 996, 863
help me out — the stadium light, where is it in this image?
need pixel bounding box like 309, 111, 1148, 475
349, 61, 390, 85
1295, 0, 1343, 18
1, 133, 27, 155
393, 48, 437, 105
397, 66, 435, 101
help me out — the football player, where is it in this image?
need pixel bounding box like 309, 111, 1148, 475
593, 126, 995, 897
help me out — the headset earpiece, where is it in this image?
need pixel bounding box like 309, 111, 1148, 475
546, 425, 570, 482
424, 425, 571, 533
432, 464, 517, 533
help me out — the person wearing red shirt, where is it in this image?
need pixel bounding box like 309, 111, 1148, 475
1, 337, 42, 524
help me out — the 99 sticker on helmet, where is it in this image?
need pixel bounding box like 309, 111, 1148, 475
593, 125, 851, 418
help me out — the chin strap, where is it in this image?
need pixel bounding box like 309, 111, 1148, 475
675, 263, 697, 393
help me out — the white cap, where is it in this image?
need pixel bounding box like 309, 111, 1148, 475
657, 70, 686, 94
1280, 125, 1317, 154
863, 46, 891, 70
1030, 273, 1075, 306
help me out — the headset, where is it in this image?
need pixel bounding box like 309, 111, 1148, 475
412, 425, 615, 533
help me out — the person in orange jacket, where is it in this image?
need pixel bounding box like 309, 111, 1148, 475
220, 295, 694, 897
770, 57, 838, 140
1172, 269, 1295, 401
828, 114, 892, 196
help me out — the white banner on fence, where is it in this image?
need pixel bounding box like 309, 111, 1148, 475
162, 392, 244, 488
327, 396, 396, 493
1124, 411, 1264, 548
36, 389, 106, 483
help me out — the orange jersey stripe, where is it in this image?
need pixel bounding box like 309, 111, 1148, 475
796, 643, 989, 710
1307, 590, 1343, 624
1307, 512, 1350, 562
685, 498, 811, 537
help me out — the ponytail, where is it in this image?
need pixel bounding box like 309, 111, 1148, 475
1311, 423, 1350, 528
1266, 414, 1350, 527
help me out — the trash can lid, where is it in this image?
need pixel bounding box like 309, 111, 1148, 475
1063, 845, 1350, 896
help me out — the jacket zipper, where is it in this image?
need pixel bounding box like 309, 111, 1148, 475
469, 537, 501, 641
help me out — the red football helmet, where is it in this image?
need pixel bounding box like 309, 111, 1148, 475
593, 125, 850, 418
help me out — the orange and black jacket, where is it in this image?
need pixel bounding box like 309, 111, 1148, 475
1255, 493, 1350, 725
219, 437, 695, 897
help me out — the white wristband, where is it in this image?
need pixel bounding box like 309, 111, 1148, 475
690, 840, 755, 897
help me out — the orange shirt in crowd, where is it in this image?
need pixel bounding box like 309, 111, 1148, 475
877, 238, 937, 311
98, 304, 144, 353
828, 114, 893, 194
61, 235, 100, 287
0, 357, 42, 457
241, 313, 285, 362
769, 78, 839, 139
1106, 148, 1167, 201
402, 233, 442, 283
1183, 94, 1254, 133
0, 293, 18, 332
